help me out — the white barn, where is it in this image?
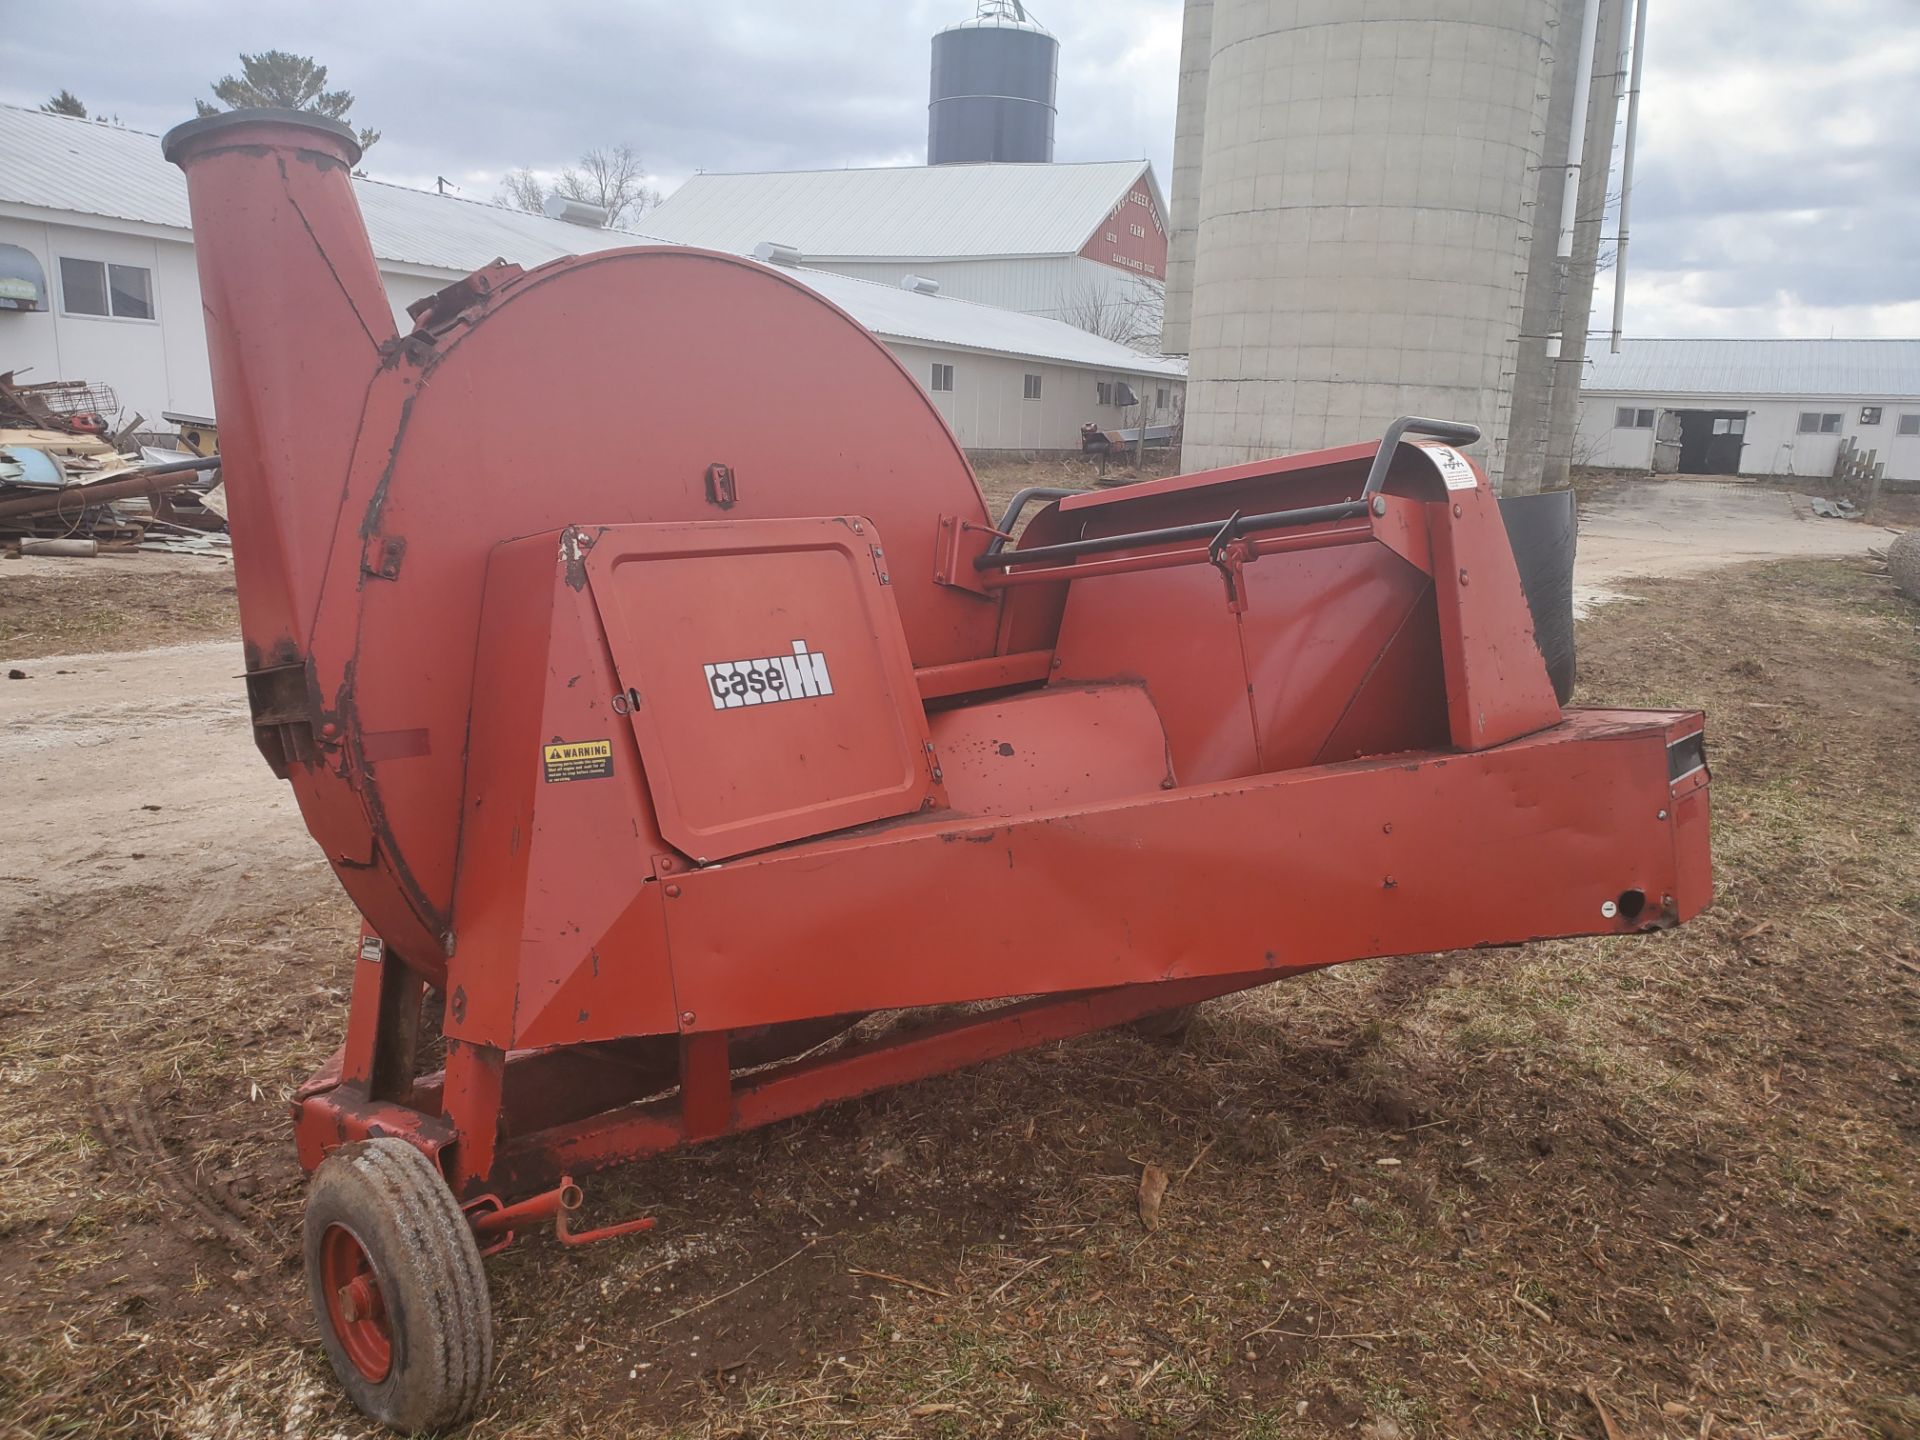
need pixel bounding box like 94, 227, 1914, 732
1575, 338, 1920, 482
638, 160, 1170, 337
0, 106, 1181, 455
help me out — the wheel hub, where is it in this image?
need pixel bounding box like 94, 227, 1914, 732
319, 1223, 392, 1382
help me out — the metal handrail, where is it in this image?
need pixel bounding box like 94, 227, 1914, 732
1358, 416, 1480, 498
973, 417, 1481, 574
984, 486, 1082, 556
974, 500, 1370, 572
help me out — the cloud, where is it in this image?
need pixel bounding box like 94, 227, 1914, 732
1617, 0, 1918, 336
0, 1, 1178, 200
1, 0, 1907, 339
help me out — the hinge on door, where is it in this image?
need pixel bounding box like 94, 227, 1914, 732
870, 543, 891, 586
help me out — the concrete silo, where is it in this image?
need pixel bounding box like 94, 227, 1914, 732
1171, 1, 1560, 484
1158, 0, 1213, 356
1505, 0, 1629, 494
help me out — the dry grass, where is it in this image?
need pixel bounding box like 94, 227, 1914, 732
1, 557, 1915, 1438
0, 558, 237, 659
970, 452, 1184, 524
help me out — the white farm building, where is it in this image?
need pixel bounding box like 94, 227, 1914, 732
638, 160, 1170, 336
0, 106, 1182, 455
1575, 338, 1920, 483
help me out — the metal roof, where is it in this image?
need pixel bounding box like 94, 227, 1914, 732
786, 264, 1181, 374
0, 104, 639, 275
1584, 338, 1920, 398
0, 104, 1179, 378
639, 160, 1160, 261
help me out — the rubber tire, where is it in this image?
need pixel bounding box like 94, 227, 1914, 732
303, 1138, 492, 1433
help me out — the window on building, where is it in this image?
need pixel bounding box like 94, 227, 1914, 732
1023, 373, 1042, 401
1156, 387, 1170, 408
1130, 223, 1146, 238
1899, 413, 1920, 437
1105, 231, 1118, 244
59, 257, 152, 319
1799, 411, 1843, 434
1860, 406, 1883, 425
930, 362, 953, 392
1615, 407, 1654, 429
1096, 382, 1112, 406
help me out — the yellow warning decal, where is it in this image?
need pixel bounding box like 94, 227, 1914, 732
542, 738, 614, 783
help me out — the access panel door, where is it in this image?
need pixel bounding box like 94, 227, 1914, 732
585, 518, 943, 862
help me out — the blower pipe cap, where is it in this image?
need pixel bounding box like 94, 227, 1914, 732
163, 107, 362, 169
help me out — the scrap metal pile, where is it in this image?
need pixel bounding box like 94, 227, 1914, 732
0, 373, 227, 557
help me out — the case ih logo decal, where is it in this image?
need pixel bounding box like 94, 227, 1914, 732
705, 641, 834, 710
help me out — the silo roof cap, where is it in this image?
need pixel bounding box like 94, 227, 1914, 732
938, 2, 1053, 37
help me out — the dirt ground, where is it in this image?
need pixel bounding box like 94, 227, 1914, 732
0, 552, 237, 660
1, 490, 1916, 1436
1573, 478, 1902, 615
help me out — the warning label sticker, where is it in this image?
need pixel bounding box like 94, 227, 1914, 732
1418, 444, 1480, 491
542, 738, 614, 783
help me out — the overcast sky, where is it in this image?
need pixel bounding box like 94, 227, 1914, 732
2, 0, 1913, 339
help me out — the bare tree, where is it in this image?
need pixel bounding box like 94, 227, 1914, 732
1057, 273, 1166, 354
496, 145, 660, 228
497, 167, 549, 215
555, 146, 659, 227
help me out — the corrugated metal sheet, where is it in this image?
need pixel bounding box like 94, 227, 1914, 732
1585, 338, 1920, 398
791, 264, 1182, 375
639, 161, 1156, 260
0, 104, 1181, 378
0, 104, 637, 275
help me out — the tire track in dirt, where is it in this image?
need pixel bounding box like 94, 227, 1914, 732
89, 1088, 304, 1340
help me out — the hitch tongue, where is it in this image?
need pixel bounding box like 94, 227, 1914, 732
466, 1176, 656, 1252
556, 1179, 658, 1248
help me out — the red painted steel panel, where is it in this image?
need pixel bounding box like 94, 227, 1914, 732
1236, 545, 1438, 771
585, 518, 941, 861
1051, 560, 1258, 783
1312, 586, 1451, 763
1413, 445, 1563, 750
448, 533, 680, 1051
928, 682, 1174, 815
658, 710, 1705, 1033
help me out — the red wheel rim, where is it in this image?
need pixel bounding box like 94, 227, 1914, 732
319, 1223, 392, 1383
